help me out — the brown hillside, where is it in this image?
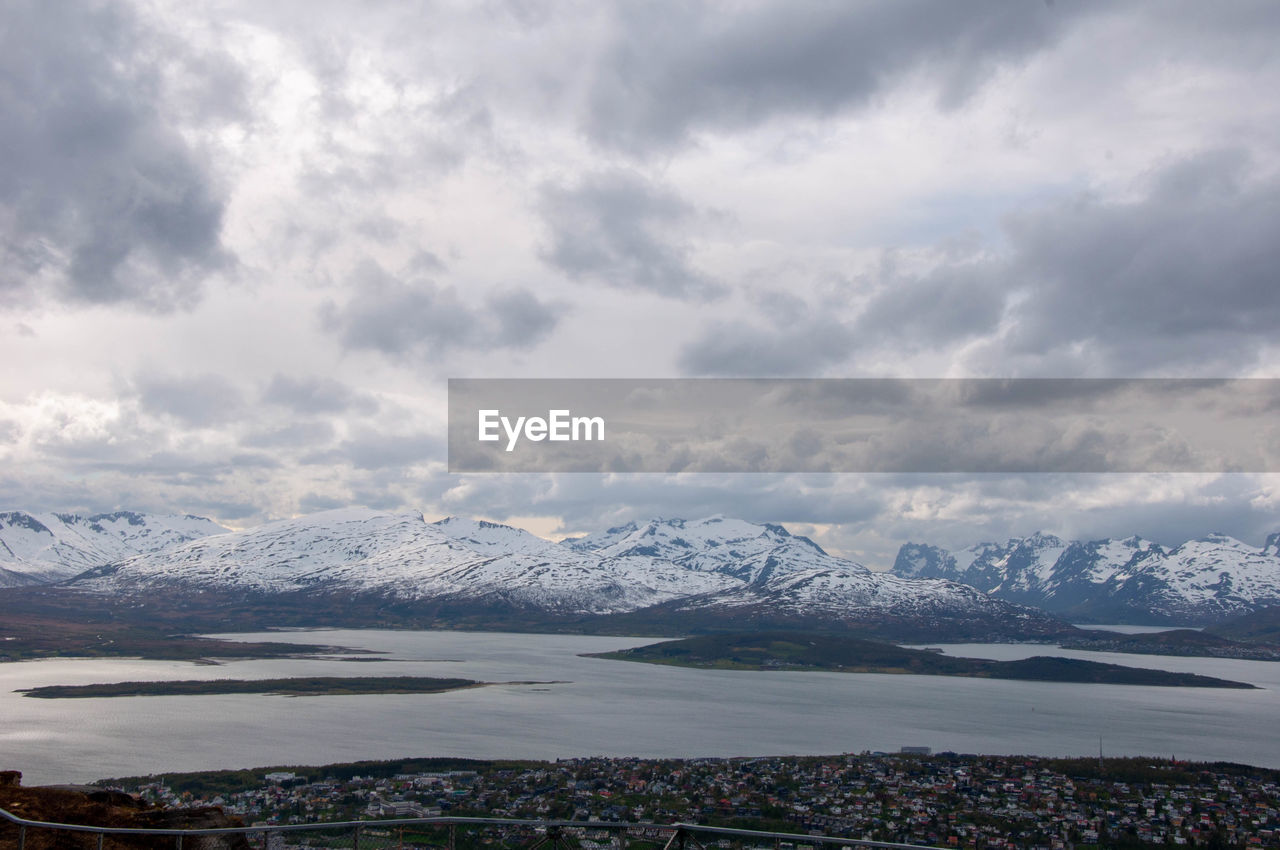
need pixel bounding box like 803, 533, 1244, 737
0, 772, 248, 850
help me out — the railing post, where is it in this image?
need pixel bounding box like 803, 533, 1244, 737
17, 825, 24, 850
97, 833, 104, 850
176, 834, 183, 850
353, 824, 361, 850
449, 824, 456, 850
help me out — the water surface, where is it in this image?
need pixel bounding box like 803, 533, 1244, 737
1, 629, 1274, 786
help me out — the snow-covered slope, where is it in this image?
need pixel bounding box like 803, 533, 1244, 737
76, 509, 731, 614
69, 510, 1052, 632
0, 510, 227, 587
566, 516, 837, 584
891, 530, 1280, 624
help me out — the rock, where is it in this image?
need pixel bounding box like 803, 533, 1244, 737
0, 772, 249, 850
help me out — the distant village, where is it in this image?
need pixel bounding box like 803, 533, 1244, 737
111, 752, 1280, 849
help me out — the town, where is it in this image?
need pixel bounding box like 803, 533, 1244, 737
106, 752, 1280, 849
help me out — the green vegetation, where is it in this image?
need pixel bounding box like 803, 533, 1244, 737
588, 632, 1258, 688
101, 756, 527, 797
20, 675, 493, 698
0, 595, 372, 663
1206, 605, 1280, 644
0, 623, 355, 663
1061, 627, 1280, 660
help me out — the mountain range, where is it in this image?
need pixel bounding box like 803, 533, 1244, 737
7, 507, 1276, 634
891, 530, 1280, 624
18, 508, 1060, 639
0, 510, 227, 588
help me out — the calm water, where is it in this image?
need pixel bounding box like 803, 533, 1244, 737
2, 628, 1277, 786
1073, 624, 1204, 634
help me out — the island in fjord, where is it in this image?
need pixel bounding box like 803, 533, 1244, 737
588, 633, 1257, 689
20, 676, 508, 699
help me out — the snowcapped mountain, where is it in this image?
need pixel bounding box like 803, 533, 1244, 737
76, 509, 732, 615
565, 517, 1044, 631
0, 510, 227, 587
66, 510, 1062, 636
891, 530, 1280, 624
565, 516, 834, 584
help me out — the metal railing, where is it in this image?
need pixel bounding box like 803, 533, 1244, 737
0, 807, 946, 850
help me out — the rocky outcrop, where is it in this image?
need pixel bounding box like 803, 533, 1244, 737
0, 772, 249, 850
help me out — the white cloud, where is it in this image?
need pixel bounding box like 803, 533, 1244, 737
1, 0, 1277, 543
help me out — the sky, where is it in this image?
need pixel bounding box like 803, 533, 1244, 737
2, 0, 1279, 568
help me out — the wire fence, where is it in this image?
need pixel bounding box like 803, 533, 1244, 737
0, 810, 946, 850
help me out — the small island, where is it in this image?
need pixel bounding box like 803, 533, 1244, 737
20, 675, 503, 699
588, 632, 1258, 689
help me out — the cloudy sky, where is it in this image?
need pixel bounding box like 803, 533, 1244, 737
2, 0, 1279, 566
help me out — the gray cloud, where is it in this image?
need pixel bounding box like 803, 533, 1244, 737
297, 492, 357, 515
3, 1, 1278, 555
997, 149, 1279, 372
691, 149, 1280, 378
308, 430, 444, 471
263, 375, 378, 415
853, 259, 1009, 351
417, 468, 1280, 569
855, 472, 1280, 561
425, 470, 887, 535
488, 289, 560, 349
228, 452, 283, 470
678, 316, 854, 377
242, 421, 337, 450
581, 0, 1094, 152
135, 373, 245, 427
539, 170, 722, 300
0, 0, 235, 310
321, 260, 559, 360
451, 378, 1279, 474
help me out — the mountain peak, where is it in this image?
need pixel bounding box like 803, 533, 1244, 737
890, 528, 1280, 624
1019, 531, 1065, 548
0, 510, 227, 588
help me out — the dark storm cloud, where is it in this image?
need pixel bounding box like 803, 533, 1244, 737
1000, 149, 1280, 371
539, 170, 722, 300
685, 150, 1280, 377
853, 260, 1009, 351
263, 375, 378, 415
135, 373, 246, 427
0, 1, 236, 310
581, 0, 1094, 152
321, 260, 559, 360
